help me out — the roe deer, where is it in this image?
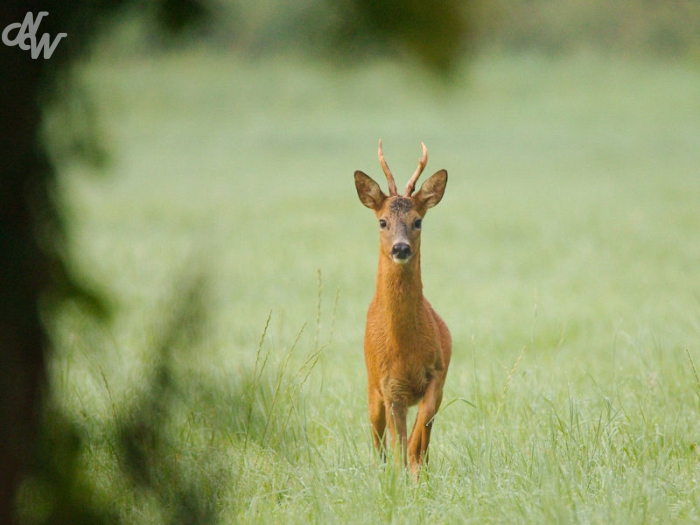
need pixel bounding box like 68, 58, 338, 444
354, 140, 452, 476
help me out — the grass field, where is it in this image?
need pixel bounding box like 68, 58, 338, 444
45, 50, 700, 523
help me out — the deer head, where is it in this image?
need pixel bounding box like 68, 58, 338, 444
354, 140, 448, 265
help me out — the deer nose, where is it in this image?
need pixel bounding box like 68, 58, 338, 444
391, 243, 412, 261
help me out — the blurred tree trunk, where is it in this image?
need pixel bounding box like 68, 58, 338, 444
0, 4, 51, 522
0, 4, 129, 521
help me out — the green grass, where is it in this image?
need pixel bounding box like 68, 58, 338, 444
42, 50, 700, 523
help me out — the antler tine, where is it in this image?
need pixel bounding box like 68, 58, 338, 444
404, 142, 428, 197
378, 139, 398, 196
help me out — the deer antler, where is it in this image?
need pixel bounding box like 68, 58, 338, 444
404, 142, 428, 197
378, 139, 398, 196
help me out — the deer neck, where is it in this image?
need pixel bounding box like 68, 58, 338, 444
375, 251, 424, 329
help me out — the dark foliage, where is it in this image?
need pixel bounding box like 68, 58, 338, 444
0, 2, 213, 522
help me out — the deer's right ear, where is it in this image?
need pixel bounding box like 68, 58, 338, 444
354, 171, 387, 210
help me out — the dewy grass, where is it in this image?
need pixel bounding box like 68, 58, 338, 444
45, 50, 700, 523
237, 310, 272, 479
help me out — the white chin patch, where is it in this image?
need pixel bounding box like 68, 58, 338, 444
392, 256, 411, 265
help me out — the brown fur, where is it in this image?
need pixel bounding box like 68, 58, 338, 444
354, 156, 451, 477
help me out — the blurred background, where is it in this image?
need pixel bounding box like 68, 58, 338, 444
94, 0, 700, 60
2, 1, 700, 523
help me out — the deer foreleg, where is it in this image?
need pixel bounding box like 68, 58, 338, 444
407, 375, 445, 475
385, 399, 408, 467
368, 388, 386, 460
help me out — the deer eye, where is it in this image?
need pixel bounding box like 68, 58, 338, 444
413, 219, 422, 230
379, 219, 387, 229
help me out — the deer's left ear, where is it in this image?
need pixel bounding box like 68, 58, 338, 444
414, 170, 447, 210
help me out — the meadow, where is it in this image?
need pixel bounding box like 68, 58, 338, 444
44, 50, 700, 523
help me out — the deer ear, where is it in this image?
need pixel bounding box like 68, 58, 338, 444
354, 171, 387, 210
414, 170, 447, 210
